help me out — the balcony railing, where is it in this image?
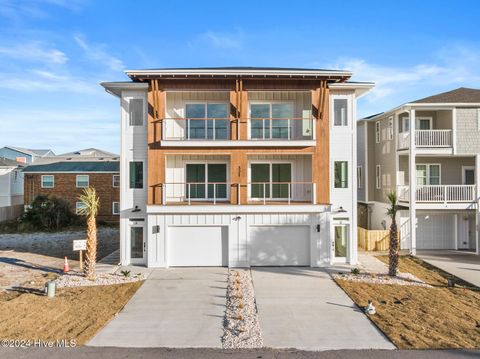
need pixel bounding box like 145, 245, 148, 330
161, 117, 315, 141
248, 117, 315, 141
397, 130, 453, 149
247, 182, 316, 204
162, 182, 229, 204
397, 185, 476, 203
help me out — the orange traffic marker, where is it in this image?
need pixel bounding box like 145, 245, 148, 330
63, 256, 70, 273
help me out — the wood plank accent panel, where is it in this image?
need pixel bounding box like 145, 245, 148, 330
239, 80, 249, 140
229, 80, 239, 140
230, 151, 248, 204
312, 86, 330, 204
148, 82, 165, 205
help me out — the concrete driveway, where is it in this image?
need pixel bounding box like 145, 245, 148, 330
89, 267, 228, 348
417, 250, 480, 287
251, 268, 395, 351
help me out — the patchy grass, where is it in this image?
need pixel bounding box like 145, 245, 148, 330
334, 256, 480, 349
0, 281, 142, 345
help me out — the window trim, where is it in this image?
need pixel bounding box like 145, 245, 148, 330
112, 174, 120, 188
376, 165, 382, 189
128, 98, 144, 126
416, 116, 433, 130
462, 166, 475, 185
75, 202, 87, 215
41, 175, 54, 188
76, 175, 89, 188
375, 121, 381, 143
357, 166, 363, 189
416, 163, 441, 186
333, 98, 349, 127
129, 161, 144, 189
112, 202, 120, 215
184, 160, 230, 201
334, 161, 349, 189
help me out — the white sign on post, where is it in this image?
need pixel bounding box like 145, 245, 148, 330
73, 239, 87, 251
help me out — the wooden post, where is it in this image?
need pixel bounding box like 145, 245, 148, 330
79, 250, 83, 271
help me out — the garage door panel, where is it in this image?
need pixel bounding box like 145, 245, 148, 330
168, 226, 228, 266
249, 225, 310, 266
417, 213, 455, 250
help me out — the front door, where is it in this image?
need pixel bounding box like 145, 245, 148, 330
333, 223, 349, 262
462, 167, 475, 185
130, 224, 146, 265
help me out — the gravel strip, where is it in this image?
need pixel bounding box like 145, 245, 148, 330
55, 270, 144, 288
222, 269, 263, 349
333, 271, 432, 288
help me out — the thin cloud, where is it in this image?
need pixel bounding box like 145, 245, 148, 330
74, 33, 125, 71
0, 41, 68, 64
0, 0, 85, 20
200, 29, 245, 49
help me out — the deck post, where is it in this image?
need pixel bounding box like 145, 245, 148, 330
476, 154, 480, 255
409, 108, 417, 255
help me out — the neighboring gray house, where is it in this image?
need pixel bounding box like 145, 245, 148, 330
358, 87, 480, 255
0, 146, 55, 164
0, 157, 25, 207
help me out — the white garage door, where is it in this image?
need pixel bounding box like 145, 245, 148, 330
249, 225, 310, 266
417, 212, 455, 249
168, 226, 228, 266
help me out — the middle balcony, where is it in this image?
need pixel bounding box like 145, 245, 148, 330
160, 91, 316, 147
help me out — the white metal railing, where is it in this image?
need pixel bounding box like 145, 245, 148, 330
397, 130, 452, 149
397, 185, 475, 203
248, 117, 315, 141
247, 182, 316, 204
162, 118, 230, 140
162, 182, 229, 205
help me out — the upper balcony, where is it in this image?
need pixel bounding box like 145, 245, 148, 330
159, 91, 317, 147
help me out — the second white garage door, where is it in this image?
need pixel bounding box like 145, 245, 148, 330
168, 226, 228, 266
249, 225, 310, 266
417, 212, 455, 249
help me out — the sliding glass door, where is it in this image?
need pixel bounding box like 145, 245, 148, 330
186, 103, 228, 140
186, 163, 227, 200
250, 103, 294, 139
250, 163, 291, 200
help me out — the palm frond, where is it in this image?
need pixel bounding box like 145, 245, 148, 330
386, 190, 398, 219
77, 187, 100, 218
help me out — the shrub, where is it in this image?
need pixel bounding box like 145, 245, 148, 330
351, 267, 361, 275
22, 195, 75, 231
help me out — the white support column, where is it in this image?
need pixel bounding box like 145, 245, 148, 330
452, 108, 457, 154
409, 108, 417, 255
476, 154, 480, 255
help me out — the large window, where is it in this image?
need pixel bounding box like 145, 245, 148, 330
76, 175, 89, 188
250, 163, 291, 199
41, 175, 54, 188
250, 103, 294, 139
185, 103, 229, 140
129, 98, 144, 126
334, 225, 348, 258
333, 99, 348, 126
186, 163, 227, 200
334, 161, 348, 188
416, 164, 440, 185
129, 161, 143, 189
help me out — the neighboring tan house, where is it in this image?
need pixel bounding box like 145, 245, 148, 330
102, 66, 373, 267
357, 87, 480, 255
0, 146, 55, 164
23, 160, 120, 222
0, 157, 24, 207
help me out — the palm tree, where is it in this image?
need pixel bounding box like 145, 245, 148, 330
78, 187, 100, 280
386, 190, 399, 276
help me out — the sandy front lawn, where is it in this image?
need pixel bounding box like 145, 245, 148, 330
334, 256, 480, 349
0, 282, 142, 345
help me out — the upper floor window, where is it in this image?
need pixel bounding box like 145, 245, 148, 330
112, 174, 120, 188
250, 162, 292, 199
375, 165, 381, 189
76, 175, 89, 188
250, 103, 294, 139
41, 175, 54, 188
112, 202, 120, 215
388, 117, 394, 140
334, 161, 348, 188
185, 103, 229, 140
333, 99, 348, 126
416, 164, 440, 185
400, 117, 410, 133
129, 98, 144, 126
76, 202, 87, 215
375, 121, 381, 143
357, 166, 363, 189
129, 161, 143, 189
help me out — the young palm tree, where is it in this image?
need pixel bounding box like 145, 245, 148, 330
78, 187, 100, 280
386, 190, 399, 276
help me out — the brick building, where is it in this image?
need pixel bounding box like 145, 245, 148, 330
23, 161, 120, 222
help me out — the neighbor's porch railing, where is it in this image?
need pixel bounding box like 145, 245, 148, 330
397, 185, 475, 203
397, 130, 453, 149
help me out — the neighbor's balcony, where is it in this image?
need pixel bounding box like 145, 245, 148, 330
397, 130, 452, 150
397, 185, 476, 203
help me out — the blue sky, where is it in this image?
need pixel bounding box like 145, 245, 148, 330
1, 0, 479, 154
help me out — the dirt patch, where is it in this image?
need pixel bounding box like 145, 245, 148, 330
0, 281, 142, 345
334, 256, 480, 349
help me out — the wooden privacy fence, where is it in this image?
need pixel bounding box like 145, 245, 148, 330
0, 204, 23, 222
358, 227, 400, 251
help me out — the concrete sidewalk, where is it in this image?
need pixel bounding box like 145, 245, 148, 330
88, 267, 228, 348
251, 267, 395, 351
417, 250, 480, 287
